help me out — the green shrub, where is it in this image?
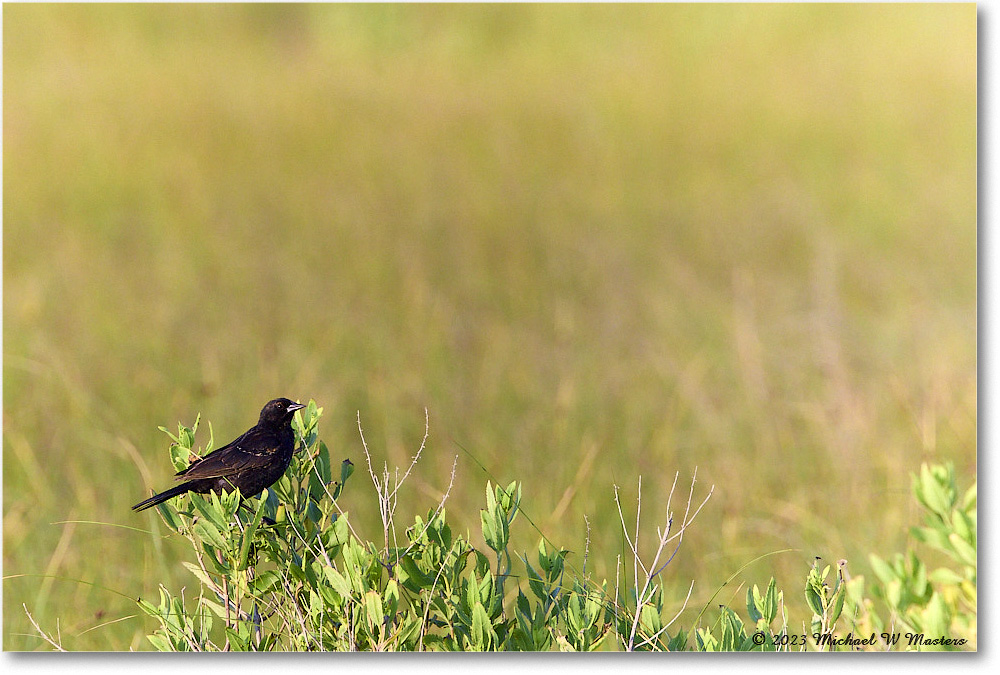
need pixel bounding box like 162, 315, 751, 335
130, 401, 715, 651
27, 402, 973, 651
693, 463, 976, 651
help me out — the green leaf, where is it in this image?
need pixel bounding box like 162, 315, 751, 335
180, 561, 216, 590
948, 532, 977, 567
340, 458, 355, 486
928, 567, 964, 586
495, 512, 510, 550
169, 443, 193, 472
805, 585, 823, 617
399, 554, 433, 590
323, 566, 353, 600
226, 627, 248, 651
329, 514, 350, 547
485, 481, 496, 515
885, 579, 902, 609
315, 441, 332, 484
251, 570, 282, 595
516, 590, 532, 623
481, 509, 498, 552
158, 425, 179, 443
363, 590, 383, 632
154, 499, 183, 532
566, 593, 583, 634
920, 593, 950, 641
747, 585, 763, 624
136, 597, 161, 619
219, 488, 241, 520
179, 417, 198, 449
638, 602, 663, 636
830, 586, 846, 624
200, 598, 230, 621
146, 634, 172, 651
696, 628, 719, 652
869, 554, 897, 584
193, 519, 228, 550
470, 602, 496, 651
911, 525, 951, 552
317, 580, 340, 609
462, 571, 480, 613
916, 463, 954, 518
962, 483, 977, 511
384, 579, 400, 617
667, 629, 689, 652
498, 481, 518, 516
951, 509, 974, 544
911, 554, 928, 597
525, 559, 545, 601
719, 608, 744, 651
306, 500, 322, 524
763, 577, 778, 624
189, 492, 228, 534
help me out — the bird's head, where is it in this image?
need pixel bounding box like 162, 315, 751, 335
259, 398, 306, 426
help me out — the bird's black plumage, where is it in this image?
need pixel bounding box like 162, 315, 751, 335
132, 398, 305, 512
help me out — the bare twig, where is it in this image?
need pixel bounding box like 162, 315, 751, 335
652, 468, 714, 576
618, 469, 714, 651
23, 605, 65, 651
613, 484, 643, 578
359, 408, 431, 556
633, 579, 695, 650
634, 476, 642, 588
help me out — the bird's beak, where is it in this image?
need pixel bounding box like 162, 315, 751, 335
289, 402, 306, 412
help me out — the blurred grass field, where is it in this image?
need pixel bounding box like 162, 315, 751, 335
3, 4, 976, 650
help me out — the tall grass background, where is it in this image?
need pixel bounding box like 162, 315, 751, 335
3, 4, 975, 650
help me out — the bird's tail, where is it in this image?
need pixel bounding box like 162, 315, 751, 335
132, 483, 190, 512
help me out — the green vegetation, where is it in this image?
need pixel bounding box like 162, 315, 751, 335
23, 404, 976, 650
4, 5, 975, 650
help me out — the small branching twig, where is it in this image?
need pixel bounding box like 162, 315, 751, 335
359, 408, 430, 553
23, 604, 65, 651
633, 579, 695, 650
615, 468, 714, 651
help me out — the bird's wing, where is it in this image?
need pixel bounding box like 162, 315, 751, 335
175, 430, 246, 476
175, 427, 281, 481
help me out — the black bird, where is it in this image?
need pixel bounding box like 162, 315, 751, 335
133, 398, 305, 512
